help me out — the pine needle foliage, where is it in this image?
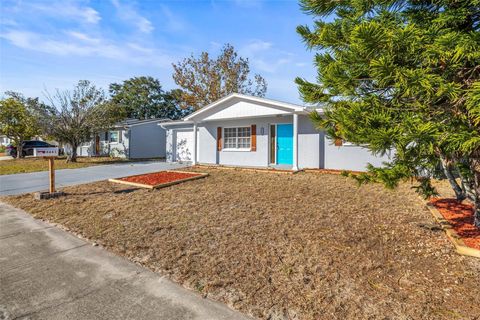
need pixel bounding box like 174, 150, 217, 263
297, 1, 480, 226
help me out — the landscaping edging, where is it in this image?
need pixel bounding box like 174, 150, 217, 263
109, 170, 209, 189
304, 168, 366, 175
425, 200, 480, 258
194, 164, 302, 174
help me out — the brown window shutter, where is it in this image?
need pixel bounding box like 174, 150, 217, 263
251, 124, 257, 151
217, 127, 222, 151
334, 138, 343, 146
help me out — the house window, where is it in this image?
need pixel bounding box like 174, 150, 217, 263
109, 131, 122, 143
224, 127, 251, 149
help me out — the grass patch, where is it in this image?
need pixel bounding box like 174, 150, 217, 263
0, 156, 127, 175
4, 169, 480, 319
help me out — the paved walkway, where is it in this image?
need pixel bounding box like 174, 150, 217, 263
0, 161, 189, 195
0, 203, 250, 320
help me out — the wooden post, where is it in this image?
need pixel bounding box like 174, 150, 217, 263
48, 157, 55, 193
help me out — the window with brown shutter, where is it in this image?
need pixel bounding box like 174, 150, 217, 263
251, 124, 257, 151
217, 127, 222, 151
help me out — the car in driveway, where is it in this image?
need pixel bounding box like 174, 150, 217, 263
7, 140, 63, 158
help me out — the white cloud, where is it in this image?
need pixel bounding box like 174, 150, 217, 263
0, 18, 19, 27
1, 30, 124, 58
240, 39, 294, 73
160, 5, 186, 32
127, 42, 154, 54
254, 57, 292, 73
29, 2, 101, 24
66, 31, 101, 44
0, 29, 172, 67
110, 0, 154, 33
241, 39, 272, 56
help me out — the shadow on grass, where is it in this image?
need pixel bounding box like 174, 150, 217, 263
64, 187, 141, 197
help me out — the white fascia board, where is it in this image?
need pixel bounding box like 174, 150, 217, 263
200, 113, 294, 123
184, 93, 306, 121
158, 120, 194, 129
159, 120, 194, 126
126, 119, 169, 128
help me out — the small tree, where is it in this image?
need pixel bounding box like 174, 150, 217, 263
109, 76, 185, 120
45, 80, 121, 162
172, 43, 267, 110
0, 92, 44, 158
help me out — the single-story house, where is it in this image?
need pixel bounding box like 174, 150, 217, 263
161, 93, 391, 172
78, 118, 168, 159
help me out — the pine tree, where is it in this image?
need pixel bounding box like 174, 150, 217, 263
296, 1, 480, 226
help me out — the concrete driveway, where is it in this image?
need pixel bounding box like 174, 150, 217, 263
0, 161, 189, 195
0, 202, 250, 320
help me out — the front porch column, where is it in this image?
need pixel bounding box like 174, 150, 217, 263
293, 113, 299, 171
192, 122, 198, 165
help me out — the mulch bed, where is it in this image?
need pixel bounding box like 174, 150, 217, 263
119, 171, 202, 186
3, 169, 480, 319
429, 198, 480, 250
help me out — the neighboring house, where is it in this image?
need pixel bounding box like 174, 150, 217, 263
0, 135, 11, 146
162, 93, 391, 172
78, 118, 168, 159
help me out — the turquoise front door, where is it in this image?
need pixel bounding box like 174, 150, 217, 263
277, 124, 293, 165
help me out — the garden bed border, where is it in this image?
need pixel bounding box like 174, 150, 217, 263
109, 170, 209, 189
304, 168, 366, 175
194, 164, 302, 174
425, 200, 480, 258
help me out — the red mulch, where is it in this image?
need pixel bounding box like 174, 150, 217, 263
120, 171, 201, 186
429, 198, 480, 250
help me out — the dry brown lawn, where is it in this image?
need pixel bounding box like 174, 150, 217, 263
4, 168, 480, 320
0, 156, 128, 175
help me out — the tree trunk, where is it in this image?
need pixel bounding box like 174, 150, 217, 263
472, 173, 480, 228
440, 156, 466, 201
458, 171, 475, 201
16, 139, 23, 158
68, 144, 78, 162
470, 157, 480, 228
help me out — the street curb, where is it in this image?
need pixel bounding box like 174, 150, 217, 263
424, 200, 480, 258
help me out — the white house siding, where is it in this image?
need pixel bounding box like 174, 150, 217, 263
192, 115, 320, 168
199, 117, 287, 167
109, 130, 129, 158
166, 116, 391, 171
76, 130, 128, 158
0, 136, 11, 146
323, 138, 391, 172
298, 116, 324, 169
165, 124, 195, 162
129, 122, 166, 159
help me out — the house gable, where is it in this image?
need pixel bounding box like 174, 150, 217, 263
184, 93, 305, 122
202, 99, 295, 121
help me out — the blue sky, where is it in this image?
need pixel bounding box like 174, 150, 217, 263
0, 0, 317, 104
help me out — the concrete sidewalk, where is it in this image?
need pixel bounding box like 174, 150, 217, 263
0, 202, 250, 320
0, 161, 189, 195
